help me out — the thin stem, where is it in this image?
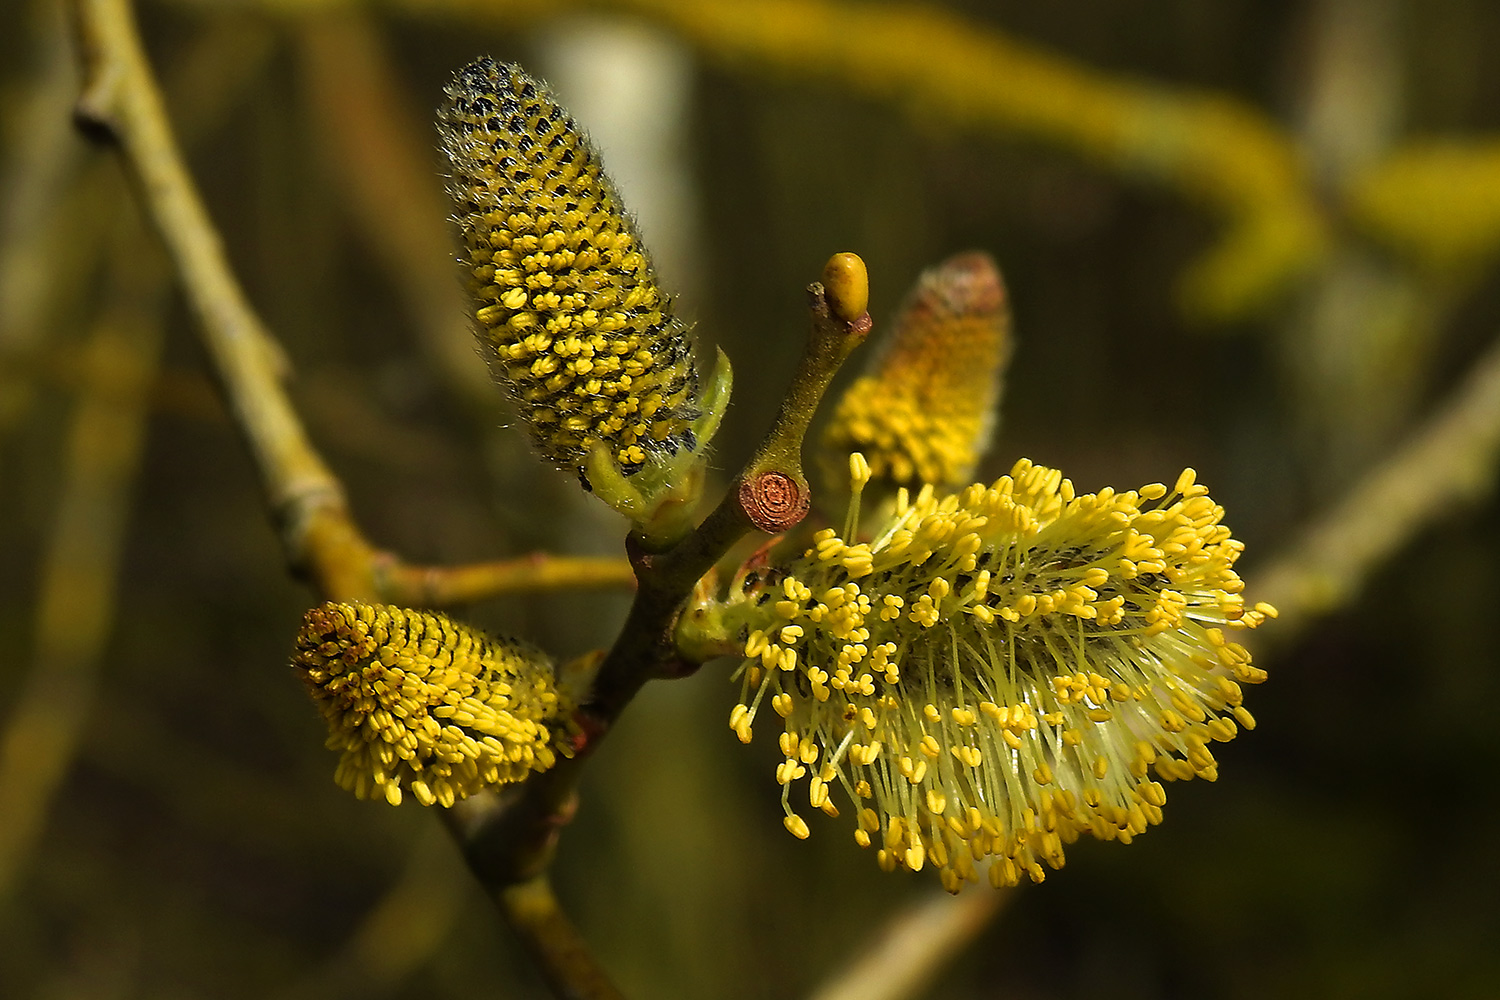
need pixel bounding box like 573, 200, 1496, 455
0, 231, 166, 903
437, 275, 872, 934
65, 3, 632, 995
808, 888, 1011, 1000
1251, 329, 1500, 643
376, 554, 636, 606
65, 0, 631, 608
499, 877, 627, 1000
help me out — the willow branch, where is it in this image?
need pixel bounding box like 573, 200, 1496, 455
498, 877, 626, 1000
809, 889, 1011, 1000
377, 554, 636, 606
1250, 329, 1500, 644
67, 3, 630, 995
65, 0, 630, 607
441, 275, 871, 940
67, 5, 866, 992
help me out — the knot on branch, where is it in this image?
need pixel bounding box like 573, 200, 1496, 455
739, 471, 810, 532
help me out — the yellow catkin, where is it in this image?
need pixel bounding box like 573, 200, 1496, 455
437, 58, 700, 480
293, 602, 572, 808
820, 251, 1011, 495
726, 457, 1273, 892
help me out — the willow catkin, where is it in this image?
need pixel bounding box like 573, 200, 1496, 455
437, 57, 701, 481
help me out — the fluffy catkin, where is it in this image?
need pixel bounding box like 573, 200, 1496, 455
724, 460, 1274, 892
294, 602, 571, 807
438, 57, 699, 478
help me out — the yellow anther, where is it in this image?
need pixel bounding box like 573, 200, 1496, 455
849, 451, 872, 489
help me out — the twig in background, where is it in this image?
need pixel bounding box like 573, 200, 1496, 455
273, 824, 467, 1000
809, 889, 1011, 1000
1251, 329, 1500, 643
295, 10, 498, 413
0, 232, 166, 902
384, 0, 1327, 321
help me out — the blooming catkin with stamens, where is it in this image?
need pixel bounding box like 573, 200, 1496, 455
293, 602, 571, 808
724, 458, 1274, 892
437, 58, 700, 478
820, 252, 1011, 494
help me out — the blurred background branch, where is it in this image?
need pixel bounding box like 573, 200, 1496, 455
809, 889, 1012, 1000
0, 224, 165, 903
1250, 326, 1500, 643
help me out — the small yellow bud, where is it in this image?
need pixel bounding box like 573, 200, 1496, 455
820, 251, 1012, 498
822, 251, 869, 322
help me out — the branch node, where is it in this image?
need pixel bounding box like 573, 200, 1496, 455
739, 470, 810, 532
72, 99, 119, 143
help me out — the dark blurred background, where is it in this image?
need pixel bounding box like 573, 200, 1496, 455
4, 0, 1500, 997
